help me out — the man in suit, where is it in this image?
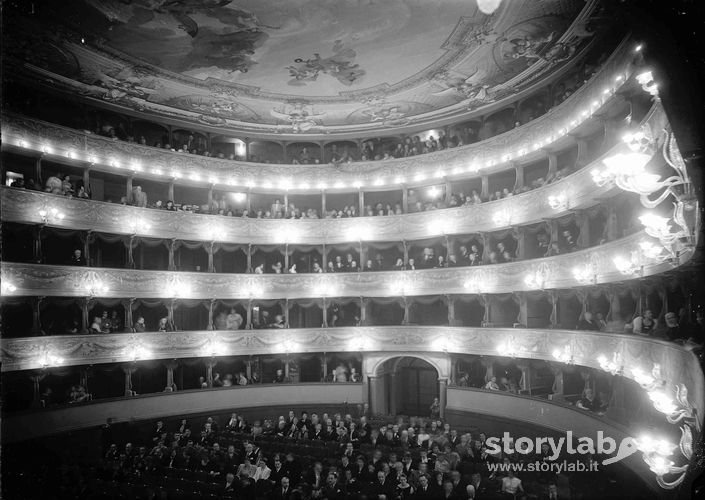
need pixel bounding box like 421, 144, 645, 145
269, 454, 288, 487
271, 476, 293, 500
467, 473, 488, 499
368, 471, 392, 499
321, 472, 345, 500
223, 472, 238, 495
303, 461, 325, 494
414, 475, 434, 500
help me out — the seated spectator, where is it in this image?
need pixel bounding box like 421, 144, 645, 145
132, 186, 148, 208
657, 311, 686, 342
226, 308, 244, 330
254, 263, 265, 274
633, 309, 658, 335
273, 369, 286, 383
165, 200, 177, 211
157, 317, 171, 332
133, 316, 146, 332
595, 312, 608, 331
90, 316, 102, 334
576, 388, 603, 413
69, 249, 86, 266
483, 377, 500, 391
394, 258, 405, 271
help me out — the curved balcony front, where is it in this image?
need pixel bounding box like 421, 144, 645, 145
0, 230, 692, 299
0, 38, 641, 191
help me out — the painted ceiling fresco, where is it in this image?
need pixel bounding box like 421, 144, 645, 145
3, 0, 609, 135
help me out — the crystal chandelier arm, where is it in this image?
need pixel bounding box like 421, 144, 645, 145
638, 181, 688, 209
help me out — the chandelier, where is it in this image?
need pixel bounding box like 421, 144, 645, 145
597, 352, 623, 376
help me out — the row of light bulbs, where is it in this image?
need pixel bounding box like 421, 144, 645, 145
11, 68, 634, 193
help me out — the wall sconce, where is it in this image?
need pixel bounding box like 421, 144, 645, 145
165, 278, 192, 298
552, 345, 574, 364
497, 338, 518, 358
202, 225, 224, 242
492, 210, 512, 227
613, 252, 643, 277
639, 212, 689, 247
38, 348, 64, 368
125, 343, 152, 362
524, 263, 550, 290
282, 339, 297, 354
636, 71, 659, 97
127, 218, 151, 234
631, 365, 665, 390
463, 278, 482, 294
201, 336, 227, 357
349, 336, 371, 351
648, 384, 701, 432
38, 207, 66, 224
389, 277, 410, 296
597, 352, 623, 376
547, 193, 568, 210
82, 277, 109, 297
572, 263, 597, 285
1, 280, 18, 295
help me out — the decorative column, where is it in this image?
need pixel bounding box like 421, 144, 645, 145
516, 292, 528, 327
126, 235, 136, 269
79, 368, 89, 393
33, 225, 44, 264
31, 296, 44, 335
246, 244, 253, 273
126, 176, 133, 203
549, 363, 564, 400
480, 294, 490, 327
207, 242, 216, 272
124, 298, 136, 332
547, 153, 558, 179
516, 361, 531, 395
167, 299, 177, 331
168, 181, 175, 202
575, 138, 589, 169
548, 219, 559, 247
284, 356, 290, 379
322, 353, 328, 382
360, 297, 369, 325
322, 297, 328, 327
358, 190, 364, 215
438, 378, 448, 419
402, 297, 410, 325
207, 299, 216, 330
605, 375, 628, 424
206, 359, 216, 387
549, 291, 558, 328
512, 227, 525, 260
246, 299, 253, 329
402, 186, 408, 213
389, 373, 398, 416
480, 233, 490, 264
575, 210, 591, 249
81, 297, 94, 333
444, 180, 452, 205
322, 243, 327, 270
207, 185, 214, 208
368, 375, 379, 415
284, 244, 289, 272
480, 175, 489, 199
284, 298, 290, 328
82, 231, 93, 267
402, 240, 409, 264
123, 364, 135, 397
165, 360, 179, 391
30, 371, 46, 409
321, 191, 327, 215
480, 357, 494, 383
244, 138, 250, 160
168, 239, 177, 271
513, 162, 524, 192
359, 241, 365, 269
35, 156, 43, 185
83, 167, 90, 196
447, 295, 456, 326
246, 357, 253, 380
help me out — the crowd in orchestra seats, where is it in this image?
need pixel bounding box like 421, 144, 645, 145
3, 401, 642, 500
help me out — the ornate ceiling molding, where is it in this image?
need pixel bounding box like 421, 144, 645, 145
0, 230, 693, 300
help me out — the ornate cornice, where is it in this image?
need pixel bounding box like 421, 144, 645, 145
0, 230, 692, 299
0, 41, 649, 188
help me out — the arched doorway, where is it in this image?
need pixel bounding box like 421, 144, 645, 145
372, 356, 440, 417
